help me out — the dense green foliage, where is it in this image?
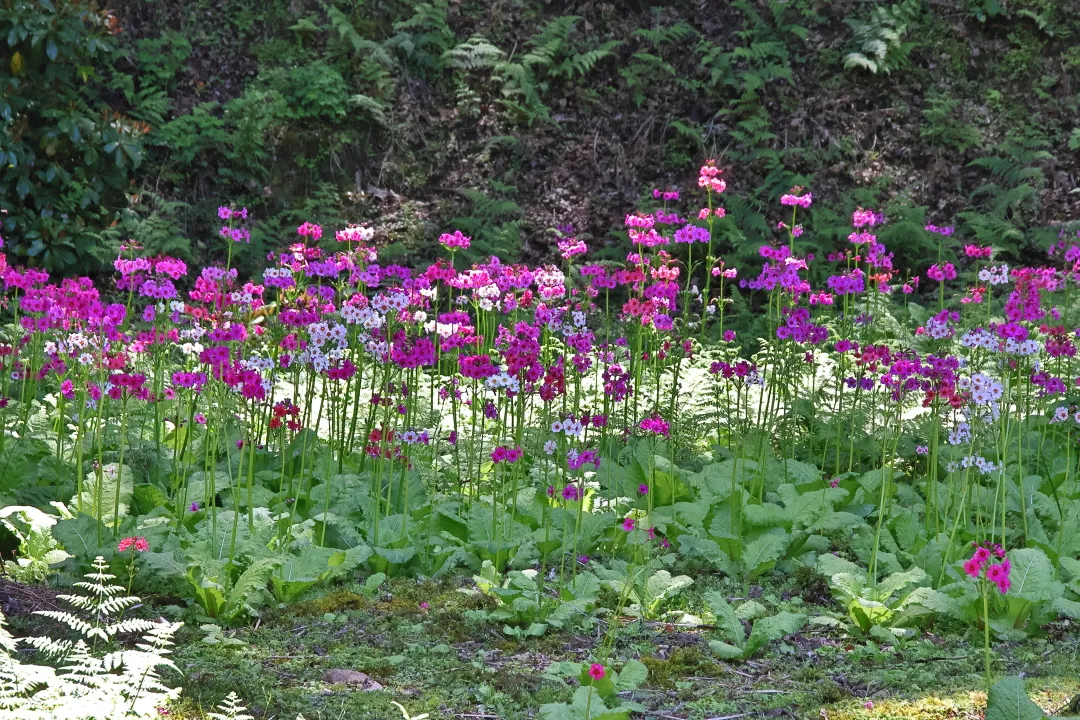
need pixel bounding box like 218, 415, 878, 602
0, 1, 146, 272
3, 0, 1079, 277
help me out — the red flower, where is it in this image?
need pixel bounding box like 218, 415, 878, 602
118, 536, 149, 553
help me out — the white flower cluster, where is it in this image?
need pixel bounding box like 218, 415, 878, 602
241, 355, 274, 373
551, 419, 585, 439
958, 372, 1003, 404
1003, 337, 1040, 355
945, 455, 998, 475
340, 303, 383, 330
484, 370, 520, 393
1049, 406, 1080, 424
958, 327, 998, 350
924, 316, 954, 340
977, 264, 1009, 285
947, 421, 971, 446
371, 290, 409, 314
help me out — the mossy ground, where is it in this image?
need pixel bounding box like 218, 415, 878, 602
82, 572, 1076, 720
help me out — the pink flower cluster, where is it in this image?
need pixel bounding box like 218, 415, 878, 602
439, 230, 471, 250
491, 445, 523, 463
963, 542, 1010, 594
780, 187, 812, 208
639, 414, 670, 437
926, 263, 957, 282
118, 536, 150, 552
697, 160, 726, 194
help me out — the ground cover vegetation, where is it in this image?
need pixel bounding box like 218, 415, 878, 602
2, 0, 1080, 718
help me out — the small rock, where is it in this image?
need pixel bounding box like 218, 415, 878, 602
322, 669, 383, 690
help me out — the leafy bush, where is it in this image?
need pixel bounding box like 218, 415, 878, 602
1, 1, 145, 273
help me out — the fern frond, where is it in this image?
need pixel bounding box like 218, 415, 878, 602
327, 6, 395, 66
207, 691, 256, 720
557, 40, 621, 77
349, 94, 389, 126
0, 565, 184, 717
441, 35, 504, 69
843, 53, 879, 73
104, 618, 159, 637
32, 612, 102, 642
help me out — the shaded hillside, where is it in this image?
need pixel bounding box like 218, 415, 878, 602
3, 0, 1079, 276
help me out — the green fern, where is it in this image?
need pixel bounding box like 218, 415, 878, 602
557, 41, 621, 77
843, 0, 921, 74
970, 138, 1051, 187
632, 21, 697, 47
492, 61, 549, 124
451, 186, 524, 259
441, 35, 504, 69
326, 6, 395, 67
920, 93, 982, 153
349, 94, 389, 126
389, 2, 455, 72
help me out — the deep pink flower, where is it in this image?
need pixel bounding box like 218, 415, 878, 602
639, 415, 670, 437
587, 663, 605, 681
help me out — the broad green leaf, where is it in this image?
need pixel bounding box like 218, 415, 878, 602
704, 590, 745, 645
781, 459, 822, 485
742, 502, 789, 528
1007, 548, 1062, 602
1052, 597, 1080, 620
708, 640, 745, 659
642, 570, 693, 615
742, 532, 789, 578
141, 550, 186, 579
614, 659, 648, 691
817, 554, 863, 579
75, 463, 133, 527
985, 676, 1047, 720
898, 586, 959, 618
812, 511, 866, 533
735, 600, 767, 621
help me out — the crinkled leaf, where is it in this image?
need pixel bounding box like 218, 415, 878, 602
704, 591, 745, 646
1053, 597, 1080, 620
877, 566, 928, 599
742, 612, 806, 658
